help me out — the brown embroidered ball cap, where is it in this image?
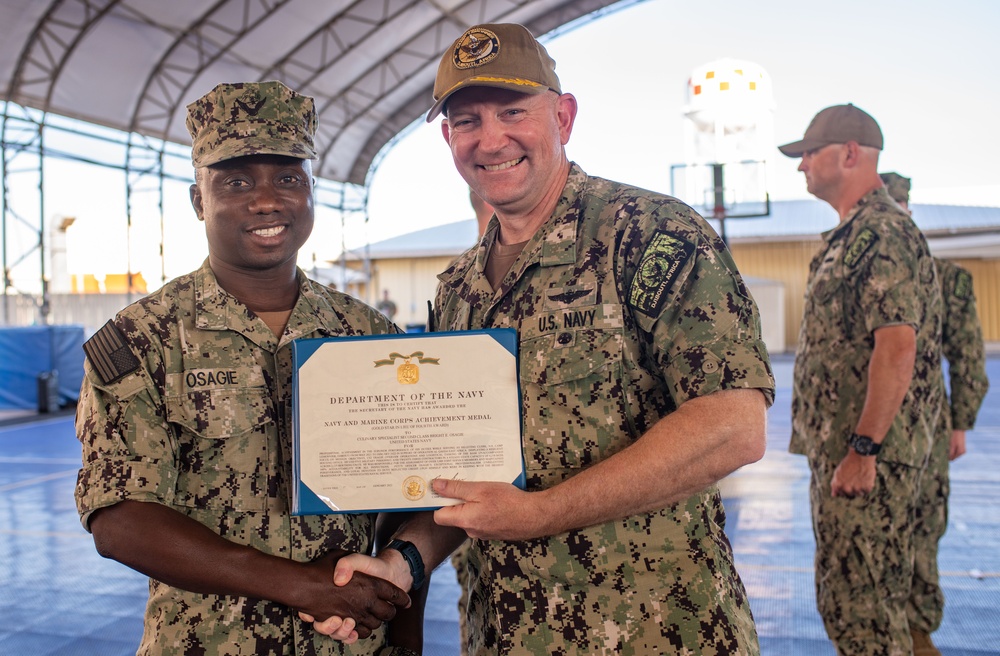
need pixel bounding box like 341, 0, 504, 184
778, 103, 883, 157
186, 80, 318, 168
426, 23, 561, 122
880, 172, 911, 204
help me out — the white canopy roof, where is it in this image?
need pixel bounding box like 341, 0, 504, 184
1, 0, 630, 185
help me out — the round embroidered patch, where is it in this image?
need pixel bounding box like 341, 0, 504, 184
453, 27, 500, 69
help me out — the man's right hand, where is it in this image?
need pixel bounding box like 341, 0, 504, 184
88, 502, 409, 643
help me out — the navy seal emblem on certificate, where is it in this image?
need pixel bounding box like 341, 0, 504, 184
292, 329, 524, 514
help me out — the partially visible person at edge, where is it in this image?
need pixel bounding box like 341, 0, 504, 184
376, 290, 398, 321
780, 105, 942, 656
307, 22, 775, 656
880, 171, 989, 656
73, 80, 418, 656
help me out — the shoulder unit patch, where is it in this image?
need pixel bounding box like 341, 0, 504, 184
629, 231, 695, 317
83, 320, 141, 385
953, 270, 973, 300
843, 227, 879, 268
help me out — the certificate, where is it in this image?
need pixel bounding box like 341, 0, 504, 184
291, 329, 524, 515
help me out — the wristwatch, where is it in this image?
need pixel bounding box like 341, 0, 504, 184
849, 432, 882, 456
384, 539, 426, 590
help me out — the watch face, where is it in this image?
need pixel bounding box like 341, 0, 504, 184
851, 434, 879, 455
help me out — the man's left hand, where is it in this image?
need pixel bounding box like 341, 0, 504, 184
831, 452, 877, 498
949, 429, 967, 461
432, 479, 548, 540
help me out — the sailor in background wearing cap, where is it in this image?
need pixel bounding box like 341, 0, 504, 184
780, 106, 943, 655
880, 173, 989, 656
74, 81, 417, 656
321, 23, 775, 656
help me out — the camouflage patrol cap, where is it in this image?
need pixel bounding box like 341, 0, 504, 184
427, 23, 561, 122
186, 81, 318, 168
778, 103, 883, 157
880, 172, 911, 204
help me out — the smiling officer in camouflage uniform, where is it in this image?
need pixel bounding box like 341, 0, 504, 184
880, 172, 989, 656
319, 22, 775, 656
781, 107, 943, 655
74, 81, 415, 656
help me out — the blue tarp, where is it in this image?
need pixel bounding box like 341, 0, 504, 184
0, 325, 86, 410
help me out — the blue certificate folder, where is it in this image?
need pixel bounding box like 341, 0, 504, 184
292, 328, 524, 515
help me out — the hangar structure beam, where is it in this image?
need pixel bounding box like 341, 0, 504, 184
0, 0, 642, 323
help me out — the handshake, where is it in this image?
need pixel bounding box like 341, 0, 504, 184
299, 546, 420, 644
299, 478, 516, 645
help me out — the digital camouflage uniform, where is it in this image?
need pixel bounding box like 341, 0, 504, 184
880, 173, 910, 213
434, 164, 775, 656
790, 187, 943, 655
75, 261, 397, 656
907, 258, 989, 633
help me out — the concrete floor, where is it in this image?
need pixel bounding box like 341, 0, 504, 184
1, 355, 998, 655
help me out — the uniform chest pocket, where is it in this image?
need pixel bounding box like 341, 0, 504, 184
518, 329, 626, 478
165, 387, 274, 511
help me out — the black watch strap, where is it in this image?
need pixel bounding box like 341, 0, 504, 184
385, 539, 426, 590
849, 432, 882, 456
377, 647, 420, 656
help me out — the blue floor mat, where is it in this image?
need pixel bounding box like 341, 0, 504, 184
2, 356, 999, 655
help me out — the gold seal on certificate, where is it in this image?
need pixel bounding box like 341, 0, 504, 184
402, 476, 426, 501
291, 329, 523, 514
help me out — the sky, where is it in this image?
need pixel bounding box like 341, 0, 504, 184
5, 0, 1000, 293
363, 0, 1000, 246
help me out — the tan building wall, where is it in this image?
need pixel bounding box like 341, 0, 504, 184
953, 258, 1000, 343
356, 240, 998, 347
363, 252, 789, 353
730, 240, 821, 353
369, 256, 457, 328
730, 241, 1000, 348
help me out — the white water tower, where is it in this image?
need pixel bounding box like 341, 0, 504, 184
673, 58, 774, 221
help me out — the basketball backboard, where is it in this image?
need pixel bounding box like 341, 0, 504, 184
669, 160, 770, 220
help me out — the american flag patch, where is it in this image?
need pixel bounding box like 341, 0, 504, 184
83, 321, 141, 384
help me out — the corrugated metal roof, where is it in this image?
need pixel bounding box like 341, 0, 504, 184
710, 200, 1000, 241
344, 218, 480, 260
909, 203, 1000, 233
352, 199, 1000, 261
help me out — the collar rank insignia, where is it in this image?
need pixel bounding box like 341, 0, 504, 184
843, 228, 879, 268
83, 320, 141, 385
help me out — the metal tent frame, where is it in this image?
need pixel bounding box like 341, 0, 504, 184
1, 0, 642, 323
